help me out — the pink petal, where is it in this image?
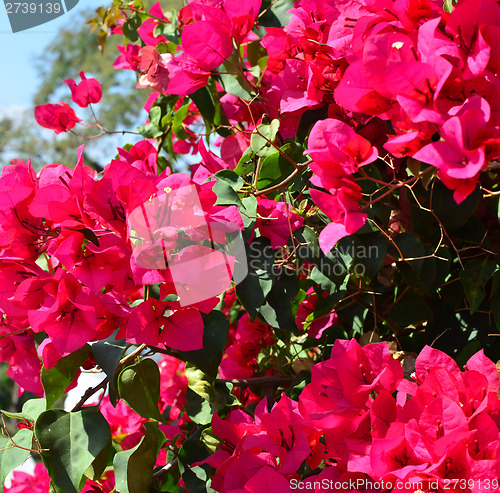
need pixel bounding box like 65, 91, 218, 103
182, 21, 233, 72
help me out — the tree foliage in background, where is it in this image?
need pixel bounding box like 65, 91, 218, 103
0, 8, 148, 169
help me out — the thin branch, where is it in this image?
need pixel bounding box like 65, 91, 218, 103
0, 415, 45, 454
71, 377, 109, 412
253, 162, 310, 197
153, 458, 178, 481
215, 375, 294, 387
72, 344, 147, 412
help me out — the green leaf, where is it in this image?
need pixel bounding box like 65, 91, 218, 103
117, 359, 165, 422
200, 428, 220, 454
312, 247, 349, 289
235, 238, 275, 318
184, 388, 213, 425
180, 311, 229, 378
35, 409, 111, 493
217, 55, 255, 101
460, 258, 497, 313
256, 143, 303, 190
2, 398, 46, 422
65, 227, 100, 247
81, 228, 100, 247
270, 0, 294, 23
190, 86, 215, 123
184, 364, 215, 402
241, 195, 258, 241
259, 0, 294, 26
443, 0, 458, 13
213, 177, 243, 207
407, 157, 421, 177
138, 105, 165, 139
292, 226, 322, 264
390, 233, 426, 290
178, 428, 214, 493
190, 86, 231, 138
214, 170, 244, 192
172, 103, 191, 140
212, 382, 241, 411
391, 233, 425, 268
42, 345, 91, 409
389, 292, 433, 327
217, 72, 253, 101
234, 149, 255, 177
122, 13, 141, 42
84, 438, 112, 483
309, 266, 337, 294
149, 106, 162, 127
259, 271, 300, 334
337, 233, 387, 282
153, 16, 179, 43
114, 421, 163, 493
91, 335, 127, 404
296, 106, 328, 144
455, 340, 483, 368
497, 196, 500, 225
250, 120, 280, 157
490, 271, 500, 332
432, 181, 480, 231
138, 121, 163, 140
285, 371, 311, 401
0, 428, 33, 492
246, 41, 267, 67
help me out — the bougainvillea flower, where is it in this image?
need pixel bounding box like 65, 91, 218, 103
34, 102, 81, 134
255, 198, 304, 248
223, 0, 261, 43
261, 27, 291, 73
334, 60, 393, 115
296, 288, 338, 339
137, 2, 170, 46
126, 298, 204, 351
413, 97, 489, 203
181, 21, 233, 72
27, 273, 99, 356
165, 55, 211, 95
308, 118, 378, 188
301, 340, 404, 426
137, 46, 172, 94
310, 183, 367, 253
63, 71, 103, 108
3, 328, 43, 396
113, 44, 141, 71
363, 32, 437, 103
5, 462, 50, 493
465, 349, 500, 395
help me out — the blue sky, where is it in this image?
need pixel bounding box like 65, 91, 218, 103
0, 0, 106, 109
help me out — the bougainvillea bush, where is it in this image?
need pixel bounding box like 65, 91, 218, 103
1, 0, 500, 491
